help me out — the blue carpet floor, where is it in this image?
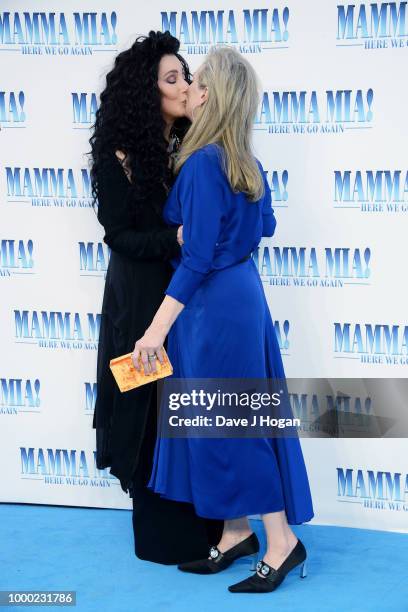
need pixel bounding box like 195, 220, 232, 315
1, 503, 407, 611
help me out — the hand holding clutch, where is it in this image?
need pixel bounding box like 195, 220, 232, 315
110, 348, 173, 393
132, 323, 170, 374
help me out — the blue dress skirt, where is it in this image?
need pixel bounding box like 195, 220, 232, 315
148, 144, 314, 523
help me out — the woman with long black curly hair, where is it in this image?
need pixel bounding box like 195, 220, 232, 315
90, 30, 222, 564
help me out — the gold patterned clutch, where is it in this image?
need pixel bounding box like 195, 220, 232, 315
109, 348, 173, 392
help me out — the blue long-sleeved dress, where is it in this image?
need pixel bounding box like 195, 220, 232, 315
148, 144, 314, 522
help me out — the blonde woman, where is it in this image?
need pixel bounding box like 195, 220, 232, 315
132, 46, 314, 594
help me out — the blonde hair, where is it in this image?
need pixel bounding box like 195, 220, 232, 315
174, 46, 264, 201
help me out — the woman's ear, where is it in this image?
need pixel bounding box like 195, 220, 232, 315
201, 87, 209, 105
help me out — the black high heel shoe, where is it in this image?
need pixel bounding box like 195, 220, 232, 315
228, 538, 307, 593
177, 532, 259, 574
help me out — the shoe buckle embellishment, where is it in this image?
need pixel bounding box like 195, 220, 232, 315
256, 561, 271, 576
210, 546, 220, 560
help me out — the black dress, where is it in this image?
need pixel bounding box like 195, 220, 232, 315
92, 154, 223, 564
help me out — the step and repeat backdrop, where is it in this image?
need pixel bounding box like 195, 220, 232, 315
1, 1, 407, 532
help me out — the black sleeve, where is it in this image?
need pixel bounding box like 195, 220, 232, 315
96, 157, 180, 262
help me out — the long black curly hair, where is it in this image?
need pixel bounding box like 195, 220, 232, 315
89, 31, 191, 207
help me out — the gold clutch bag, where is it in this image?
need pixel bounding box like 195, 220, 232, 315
109, 348, 173, 392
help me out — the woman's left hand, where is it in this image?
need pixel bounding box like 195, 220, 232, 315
132, 324, 168, 374
177, 225, 184, 246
